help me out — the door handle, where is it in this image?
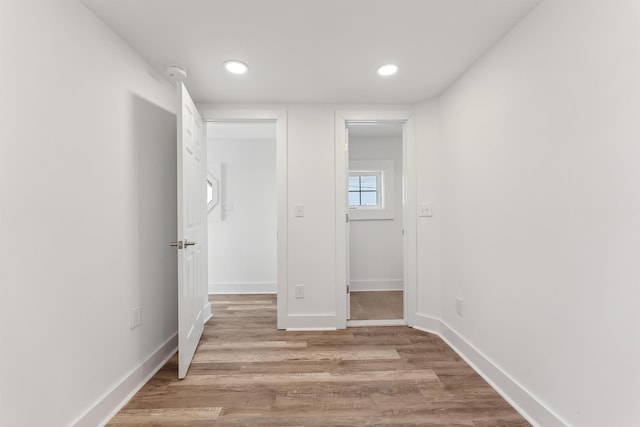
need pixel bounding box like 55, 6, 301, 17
170, 240, 196, 249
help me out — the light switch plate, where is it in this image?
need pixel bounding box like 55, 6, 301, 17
294, 204, 304, 218
456, 298, 463, 316
130, 306, 141, 329
418, 203, 433, 217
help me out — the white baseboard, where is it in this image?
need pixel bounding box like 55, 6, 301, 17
350, 279, 403, 292
412, 313, 441, 334
71, 333, 178, 427
285, 314, 337, 330
347, 319, 407, 327
209, 281, 276, 294
438, 321, 567, 427
203, 302, 212, 323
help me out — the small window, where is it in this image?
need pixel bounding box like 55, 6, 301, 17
207, 180, 214, 204
206, 173, 219, 212
348, 160, 394, 220
349, 173, 381, 208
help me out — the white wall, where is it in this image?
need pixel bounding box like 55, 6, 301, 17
349, 135, 404, 291
285, 107, 342, 324
199, 104, 414, 328
207, 126, 277, 293
437, 0, 640, 425
0, 2, 178, 426
414, 100, 442, 330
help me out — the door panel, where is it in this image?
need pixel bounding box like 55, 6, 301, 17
177, 83, 207, 379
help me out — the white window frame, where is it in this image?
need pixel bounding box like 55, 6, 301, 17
348, 159, 394, 220
349, 171, 382, 209
206, 172, 220, 212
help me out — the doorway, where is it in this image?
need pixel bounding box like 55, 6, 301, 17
206, 121, 277, 298
200, 108, 288, 329
335, 110, 417, 329
347, 122, 405, 325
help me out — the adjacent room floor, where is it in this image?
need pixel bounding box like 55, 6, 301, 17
107, 294, 530, 426
350, 290, 404, 320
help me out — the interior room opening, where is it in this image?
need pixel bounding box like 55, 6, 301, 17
347, 121, 405, 323
206, 121, 278, 303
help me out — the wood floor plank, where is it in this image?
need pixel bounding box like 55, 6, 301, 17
198, 340, 308, 350
107, 294, 530, 426
169, 369, 439, 387
350, 290, 404, 320
212, 299, 274, 305
107, 407, 221, 426
192, 348, 400, 363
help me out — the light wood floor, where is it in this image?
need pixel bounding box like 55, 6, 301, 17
350, 291, 403, 320
108, 294, 530, 426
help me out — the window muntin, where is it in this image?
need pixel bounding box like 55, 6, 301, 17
349, 173, 381, 208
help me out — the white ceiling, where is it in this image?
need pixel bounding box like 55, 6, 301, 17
82, 0, 540, 104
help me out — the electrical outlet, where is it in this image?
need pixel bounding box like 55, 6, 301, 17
456, 298, 463, 316
130, 306, 141, 329
295, 284, 305, 298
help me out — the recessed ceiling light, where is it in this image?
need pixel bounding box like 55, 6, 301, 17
377, 64, 398, 76
224, 60, 248, 74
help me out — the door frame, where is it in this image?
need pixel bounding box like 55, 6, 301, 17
197, 107, 288, 329
335, 110, 417, 329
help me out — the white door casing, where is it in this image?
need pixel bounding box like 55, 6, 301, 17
402, 115, 417, 328
196, 107, 288, 329
335, 111, 416, 329
345, 126, 351, 320
176, 83, 207, 379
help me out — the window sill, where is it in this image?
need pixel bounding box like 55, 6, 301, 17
349, 207, 394, 221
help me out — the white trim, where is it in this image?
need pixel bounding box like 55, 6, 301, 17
335, 110, 416, 330
436, 321, 568, 427
197, 106, 288, 330
350, 279, 403, 292
402, 115, 417, 327
209, 281, 277, 294
203, 302, 212, 323
347, 319, 407, 327
412, 313, 441, 334
286, 314, 337, 330
70, 333, 178, 427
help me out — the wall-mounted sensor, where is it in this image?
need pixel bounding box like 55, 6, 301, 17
166, 65, 187, 81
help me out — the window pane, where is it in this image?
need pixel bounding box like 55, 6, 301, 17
360, 175, 377, 191
207, 181, 213, 204
348, 176, 360, 192
360, 191, 378, 206
349, 192, 360, 206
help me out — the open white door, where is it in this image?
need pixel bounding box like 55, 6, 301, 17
175, 83, 207, 379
